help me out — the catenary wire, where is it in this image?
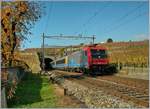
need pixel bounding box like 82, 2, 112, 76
74, 2, 111, 36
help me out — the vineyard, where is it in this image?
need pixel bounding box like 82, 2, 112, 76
23, 40, 149, 68
99, 40, 149, 67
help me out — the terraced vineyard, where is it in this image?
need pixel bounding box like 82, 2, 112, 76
23, 40, 149, 68
99, 40, 149, 67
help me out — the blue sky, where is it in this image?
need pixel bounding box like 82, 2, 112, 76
22, 1, 149, 49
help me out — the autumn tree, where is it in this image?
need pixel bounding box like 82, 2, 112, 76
107, 38, 113, 43
1, 1, 43, 67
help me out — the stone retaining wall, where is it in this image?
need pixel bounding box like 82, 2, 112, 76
116, 67, 149, 80
18, 52, 41, 73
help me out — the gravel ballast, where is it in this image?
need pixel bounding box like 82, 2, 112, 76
49, 71, 144, 108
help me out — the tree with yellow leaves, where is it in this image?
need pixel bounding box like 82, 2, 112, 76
1, 1, 43, 99
1, 1, 43, 67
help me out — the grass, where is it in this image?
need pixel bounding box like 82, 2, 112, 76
8, 73, 57, 108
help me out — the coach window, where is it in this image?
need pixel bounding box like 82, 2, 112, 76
56, 59, 65, 64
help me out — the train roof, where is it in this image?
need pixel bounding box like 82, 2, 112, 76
82, 44, 107, 50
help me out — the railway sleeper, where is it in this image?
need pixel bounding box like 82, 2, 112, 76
118, 89, 132, 92
135, 95, 149, 99
128, 93, 142, 96
120, 91, 139, 94
122, 92, 144, 97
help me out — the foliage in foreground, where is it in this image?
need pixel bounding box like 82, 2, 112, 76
1, 1, 43, 101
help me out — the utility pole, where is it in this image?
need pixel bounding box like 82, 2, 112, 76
92, 35, 95, 44
42, 33, 45, 71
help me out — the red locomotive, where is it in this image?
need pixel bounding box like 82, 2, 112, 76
51, 44, 115, 75
82, 45, 109, 74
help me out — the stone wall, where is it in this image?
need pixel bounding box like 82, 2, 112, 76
18, 52, 41, 73
116, 67, 149, 80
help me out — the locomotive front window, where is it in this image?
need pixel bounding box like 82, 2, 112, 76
91, 49, 107, 59
85, 51, 87, 56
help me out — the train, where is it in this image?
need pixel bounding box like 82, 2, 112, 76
51, 44, 116, 75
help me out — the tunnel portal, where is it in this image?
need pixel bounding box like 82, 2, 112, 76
44, 58, 53, 70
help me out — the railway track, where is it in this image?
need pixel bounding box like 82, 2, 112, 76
96, 76, 149, 93
69, 77, 149, 107
49, 70, 149, 107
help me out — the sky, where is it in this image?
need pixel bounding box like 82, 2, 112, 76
22, 1, 149, 49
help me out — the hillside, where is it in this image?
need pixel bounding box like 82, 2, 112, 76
23, 40, 149, 68
99, 40, 149, 67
